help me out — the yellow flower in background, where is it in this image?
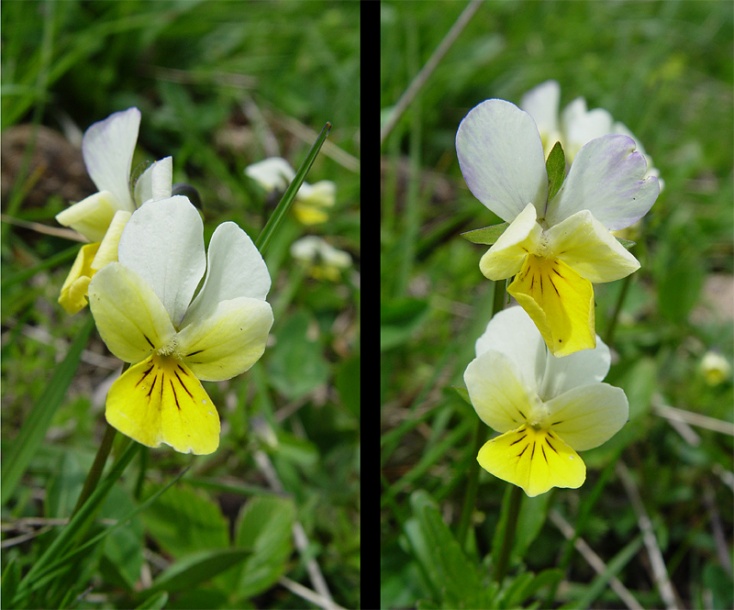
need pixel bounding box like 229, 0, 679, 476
245, 157, 335, 225
56, 108, 172, 314
520, 80, 663, 189
88, 196, 273, 454
699, 351, 731, 387
456, 99, 660, 356
291, 236, 351, 282
464, 307, 629, 497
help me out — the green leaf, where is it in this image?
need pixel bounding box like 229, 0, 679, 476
406, 490, 493, 609
460, 223, 510, 245
616, 237, 636, 250
142, 483, 230, 558
145, 548, 251, 596
512, 492, 552, 561
1, 316, 94, 505
135, 591, 168, 609
227, 495, 296, 600
545, 141, 566, 202
335, 354, 361, 419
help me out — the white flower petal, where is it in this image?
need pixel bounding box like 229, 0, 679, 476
547, 134, 660, 230
464, 350, 539, 433
134, 156, 173, 204
479, 203, 542, 280
177, 297, 274, 381
546, 210, 640, 283
456, 99, 548, 222
474, 306, 545, 393
183, 222, 271, 327
118, 196, 206, 327
545, 383, 629, 450
520, 80, 561, 152
562, 103, 614, 161
245, 157, 295, 192
88, 262, 176, 363
536, 333, 611, 401
82, 107, 140, 211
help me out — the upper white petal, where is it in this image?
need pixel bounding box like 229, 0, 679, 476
82, 107, 140, 211
134, 156, 173, 205
245, 157, 295, 192
474, 306, 545, 393
520, 80, 561, 143
183, 222, 271, 328
456, 99, 548, 222
118, 196, 206, 327
547, 134, 660, 230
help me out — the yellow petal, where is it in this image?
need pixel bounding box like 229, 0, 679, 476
509, 255, 595, 357
477, 425, 585, 497
58, 243, 101, 314
479, 203, 542, 280
56, 191, 121, 242
91, 210, 131, 271
106, 355, 220, 455
292, 201, 329, 225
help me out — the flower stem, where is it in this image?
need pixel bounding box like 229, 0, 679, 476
456, 279, 506, 551
492, 484, 523, 583
71, 422, 118, 516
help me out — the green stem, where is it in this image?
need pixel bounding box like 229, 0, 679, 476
71, 422, 118, 517
604, 272, 633, 348
255, 122, 331, 255
493, 484, 523, 584
456, 279, 507, 550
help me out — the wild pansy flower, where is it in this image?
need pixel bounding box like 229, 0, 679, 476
245, 157, 335, 225
699, 351, 731, 387
521, 80, 662, 187
464, 306, 628, 497
291, 236, 351, 282
56, 107, 172, 314
456, 99, 659, 356
88, 196, 273, 454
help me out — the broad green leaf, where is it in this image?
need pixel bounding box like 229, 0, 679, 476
406, 490, 493, 609
268, 311, 330, 400
2, 316, 94, 504
460, 223, 510, 246
142, 483, 229, 558
501, 568, 563, 608
100, 485, 144, 590
135, 591, 168, 609
145, 548, 251, 596
545, 141, 566, 202
335, 354, 361, 419
227, 496, 296, 601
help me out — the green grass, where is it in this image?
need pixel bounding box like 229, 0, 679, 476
381, 1, 733, 608
1, 1, 359, 608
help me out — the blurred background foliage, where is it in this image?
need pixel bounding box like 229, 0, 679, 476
2, 1, 359, 608
381, 1, 732, 608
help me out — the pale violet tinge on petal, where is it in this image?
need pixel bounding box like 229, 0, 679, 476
547, 134, 660, 231
88, 262, 177, 363
82, 107, 140, 211
456, 99, 548, 223
117, 196, 206, 327
183, 222, 271, 328
544, 383, 629, 451
177, 297, 274, 382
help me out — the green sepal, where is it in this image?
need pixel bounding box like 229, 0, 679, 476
616, 237, 636, 250
545, 141, 566, 202
460, 222, 509, 245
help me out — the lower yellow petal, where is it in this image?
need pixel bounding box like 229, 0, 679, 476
106, 355, 220, 455
59, 243, 100, 315
477, 426, 585, 497
293, 202, 329, 225
509, 255, 595, 357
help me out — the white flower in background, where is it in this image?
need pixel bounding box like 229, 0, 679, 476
456, 99, 660, 356
88, 196, 273, 455
55, 107, 172, 314
245, 157, 335, 225
520, 80, 662, 188
464, 307, 629, 497
291, 236, 351, 282
699, 351, 731, 387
